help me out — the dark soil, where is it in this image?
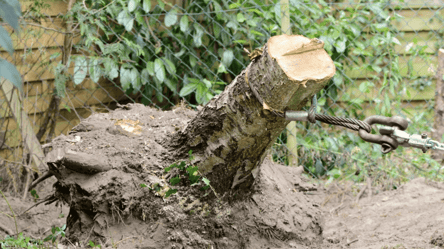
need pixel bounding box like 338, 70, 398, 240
1, 103, 443, 249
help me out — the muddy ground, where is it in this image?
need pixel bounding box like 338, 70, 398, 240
1, 104, 444, 249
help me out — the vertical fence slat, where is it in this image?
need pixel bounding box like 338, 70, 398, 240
1, 80, 46, 174
433, 48, 444, 163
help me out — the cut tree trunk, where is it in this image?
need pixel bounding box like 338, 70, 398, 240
166, 34, 335, 194
43, 34, 335, 247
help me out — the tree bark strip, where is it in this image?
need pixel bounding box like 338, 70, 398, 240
166, 35, 335, 194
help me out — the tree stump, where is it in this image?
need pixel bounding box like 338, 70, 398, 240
44, 34, 335, 248
167, 34, 335, 194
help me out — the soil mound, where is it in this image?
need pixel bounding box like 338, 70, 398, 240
43, 104, 324, 248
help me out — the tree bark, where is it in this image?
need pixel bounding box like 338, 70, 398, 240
166, 34, 335, 194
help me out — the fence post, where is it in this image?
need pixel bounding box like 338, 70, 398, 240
280, 0, 298, 166
433, 48, 444, 163
1, 80, 46, 174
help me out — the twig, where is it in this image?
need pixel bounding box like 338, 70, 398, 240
19, 194, 57, 216
345, 238, 359, 246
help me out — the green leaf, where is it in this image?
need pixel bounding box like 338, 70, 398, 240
178, 161, 186, 170
73, 56, 88, 85
155, 46, 161, 54
246, 19, 257, 27
164, 188, 177, 198
140, 183, 147, 188
54, 63, 67, 97
130, 68, 141, 92
222, 49, 234, 68
146, 61, 155, 76
49, 52, 61, 61
196, 83, 205, 104
359, 81, 374, 93
165, 8, 178, 27
180, 15, 189, 32
315, 159, 324, 176
120, 66, 132, 90
371, 65, 382, 73
143, 0, 151, 12
249, 30, 264, 37
274, 2, 281, 21
30, 189, 39, 199
141, 68, 149, 83
392, 37, 401, 45
164, 78, 177, 92
44, 235, 53, 242
334, 37, 346, 53
186, 165, 199, 176
233, 40, 246, 44
108, 62, 119, 80
237, 13, 245, 23
217, 64, 227, 74
0, 58, 22, 91
164, 163, 177, 173
89, 58, 101, 83
247, 8, 263, 16
128, 0, 137, 12
226, 21, 237, 32
163, 58, 176, 74
154, 58, 165, 83
213, 23, 221, 38
202, 79, 212, 88
189, 56, 197, 68
202, 177, 210, 185
179, 82, 198, 97
156, 0, 165, 10
174, 48, 185, 57
229, 2, 241, 9
154, 76, 163, 102
193, 23, 204, 47
117, 10, 134, 31
170, 176, 181, 186
0, 26, 13, 55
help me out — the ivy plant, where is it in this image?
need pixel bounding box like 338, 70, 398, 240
66, 0, 405, 110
